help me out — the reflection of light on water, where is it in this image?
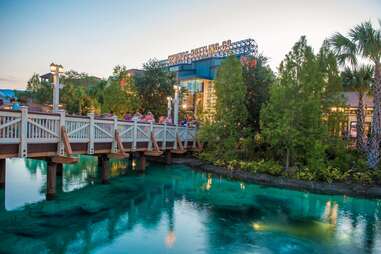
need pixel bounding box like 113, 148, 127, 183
240, 182, 245, 190
203, 175, 212, 190
165, 231, 176, 248
323, 201, 338, 225
251, 221, 335, 240
110, 161, 127, 176
132, 161, 136, 170
252, 223, 263, 231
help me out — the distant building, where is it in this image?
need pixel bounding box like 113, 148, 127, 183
160, 39, 257, 120
126, 69, 144, 78
119, 69, 144, 89
0, 89, 17, 104
40, 73, 54, 83
341, 91, 373, 138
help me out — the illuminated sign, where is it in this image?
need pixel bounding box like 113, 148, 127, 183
162, 38, 257, 66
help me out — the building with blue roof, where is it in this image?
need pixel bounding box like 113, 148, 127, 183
0, 89, 17, 105
160, 39, 257, 119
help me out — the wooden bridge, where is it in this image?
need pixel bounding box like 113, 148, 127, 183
0, 107, 199, 199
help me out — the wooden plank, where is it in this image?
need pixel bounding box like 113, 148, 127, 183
145, 132, 163, 156
61, 126, 73, 155
51, 156, 79, 164
177, 133, 185, 151
109, 130, 129, 159
115, 130, 128, 156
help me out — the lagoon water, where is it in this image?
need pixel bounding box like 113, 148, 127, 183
0, 157, 380, 254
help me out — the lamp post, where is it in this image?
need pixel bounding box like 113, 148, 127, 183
50, 63, 64, 112
167, 96, 172, 119
173, 85, 180, 125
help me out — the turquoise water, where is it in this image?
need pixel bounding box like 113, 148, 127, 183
0, 157, 380, 254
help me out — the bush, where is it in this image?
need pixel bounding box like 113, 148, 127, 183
317, 166, 350, 183
295, 167, 316, 181
352, 171, 374, 185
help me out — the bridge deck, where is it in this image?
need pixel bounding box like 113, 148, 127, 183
0, 107, 197, 159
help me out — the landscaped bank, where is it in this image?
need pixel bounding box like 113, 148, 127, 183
173, 157, 381, 199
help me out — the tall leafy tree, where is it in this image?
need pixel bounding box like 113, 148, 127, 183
199, 56, 248, 160
26, 73, 52, 104
243, 54, 275, 132
135, 60, 175, 117
341, 66, 374, 152
261, 37, 343, 171
329, 21, 381, 168
103, 68, 141, 117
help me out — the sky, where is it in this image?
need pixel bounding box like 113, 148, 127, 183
0, 0, 380, 90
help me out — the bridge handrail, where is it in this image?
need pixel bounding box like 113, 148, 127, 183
0, 107, 197, 157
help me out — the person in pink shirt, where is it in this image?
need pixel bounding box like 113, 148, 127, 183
144, 112, 155, 123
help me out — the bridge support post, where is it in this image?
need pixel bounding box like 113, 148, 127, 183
0, 188, 4, 211
0, 159, 5, 189
165, 151, 172, 165
138, 152, 146, 171
100, 155, 110, 184
56, 163, 63, 176
46, 161, 57, 200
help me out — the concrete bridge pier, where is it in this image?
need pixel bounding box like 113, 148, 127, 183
46, 160, 57, 200
99, 155, 110, 184
0, 159, 5, 189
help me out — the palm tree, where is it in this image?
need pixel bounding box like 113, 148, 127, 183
341, 66, 374, 153
330, 20, 381, 168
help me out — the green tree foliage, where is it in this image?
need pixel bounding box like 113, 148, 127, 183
60, 84, 100, 115
260, 36, 344, 171
199, 56, 249, 160
135, 60, 175, 117
243, 55, 275, 132
59, 71, 102, 115
330, 21, 381, 168
341, 65, 374, 152
26, 73, 52, 104
102, 65, 141, 117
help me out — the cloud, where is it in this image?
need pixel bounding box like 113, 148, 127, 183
0, 76, 26, 90
0, 76, 19, 82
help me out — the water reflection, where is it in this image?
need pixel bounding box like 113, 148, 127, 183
0, 157, 380, 254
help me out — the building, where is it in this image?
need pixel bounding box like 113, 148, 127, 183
160, 39, 257, 120
341, 91, 373, 138
0, 89, 17, 107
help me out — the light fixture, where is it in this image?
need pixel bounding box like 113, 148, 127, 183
50, 63, 64, 73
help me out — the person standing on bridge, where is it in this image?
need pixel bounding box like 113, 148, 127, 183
144, 112, 155, 123
10, 98, 20, 111
132, 112, 143, 122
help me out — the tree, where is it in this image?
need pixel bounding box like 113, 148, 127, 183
329, 21, 381, 168
26, 73, 52, 104
199, 56, 248, 160
341, 66, 374, 153
135, 60, 175, 117
243, 54, 275, 132
261, 37, 343, 171
103, 75, 140, 118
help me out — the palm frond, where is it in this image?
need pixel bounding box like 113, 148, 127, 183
329, 32, 357, 66
350, 21, 381, 62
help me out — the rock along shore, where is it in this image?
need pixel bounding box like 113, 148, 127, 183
172, 157, 381, 199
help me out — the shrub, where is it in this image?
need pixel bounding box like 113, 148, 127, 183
352, 171, 374, 185
295, 167, 316, 181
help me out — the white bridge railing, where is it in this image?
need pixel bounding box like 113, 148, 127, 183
0, 107, 197, 158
